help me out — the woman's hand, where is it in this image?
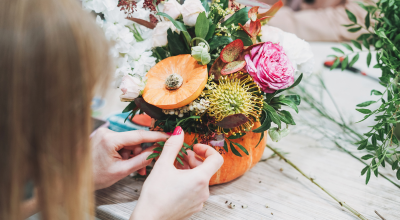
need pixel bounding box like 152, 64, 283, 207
91, 128, 170, 190
131, 126, 224, 220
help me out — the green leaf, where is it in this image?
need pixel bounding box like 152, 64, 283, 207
178, 151, 183, 158
356, 100, 376, 107
231, 30, 252, 46
332, 47, 344, 54
375, 40, 382, 48
230, 141, 242, 157
275, 74, 303, 95
123, 101, 137, 113
183, 142, 191, 149
372, 159, 378, 177
365, 12, 370, 29
221, 7, 250, 27
397, 169, 400, 180
253, 111, 271, 133
157, 12, 187, 31
195, 12, 209, 38
330, 58, 340, 70
351, 40, 362, 50
363, 38, 370, 49
208, 36, 232, 52
205, 24, 216, 41
356, 108, 372, 114
153, 147, 163, 152
157, 12, 191, 45
346, 9, 357, 23
229, 133, 246, 139
146, 152, 159, 160
181, 147, 188, 155
361, 165, 369, 175
167, 29, 189, 56
233, 142, 249, 155
341, 43, 353, 52
278, 99, 299, 113
223, 140, 229, 152
348, 27, 362, 32
254, 132, 264, 148
341, 56, 349, 71
200, 0, 210, 12
361, 154, 374, 160
392, 159, 399, 170
366, 169, 371, 184
176, 157, 184, 166
371, 90, 382, 96
367, 52, 372, 67
285, 95, 301, 105
349, 53, 360, 67
277, 110, 296, 125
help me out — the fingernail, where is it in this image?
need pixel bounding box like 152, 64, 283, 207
172, 126, 182, 135
166, 132, 173, 135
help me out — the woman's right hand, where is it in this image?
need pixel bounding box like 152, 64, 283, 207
131, 126, 224, 220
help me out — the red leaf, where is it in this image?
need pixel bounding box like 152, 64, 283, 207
209, 57, 225, 81
216, 114, 249, 129
221, 61, 246, 75
248, 6, 259, 21
257, 0, 283, 21
126, 17, 156, 29
220, 39, 244, 63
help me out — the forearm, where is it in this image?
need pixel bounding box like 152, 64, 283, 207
269, 3, 368, 41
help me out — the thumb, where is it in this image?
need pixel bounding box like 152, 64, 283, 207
157, 126, 184, 165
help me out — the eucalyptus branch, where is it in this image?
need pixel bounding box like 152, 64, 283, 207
266, 145, 369, 220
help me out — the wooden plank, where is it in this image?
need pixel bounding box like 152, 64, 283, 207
95, 134, 400, 220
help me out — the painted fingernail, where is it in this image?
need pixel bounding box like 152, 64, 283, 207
172, 126, 182, 135
166, 132, 173, 135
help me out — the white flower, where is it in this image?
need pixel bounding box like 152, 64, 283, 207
119, 75, 146, 101
260, 25, 284, 44
163, 0, 182, 20
260, 25, 314, 75
181, 0, 205, 26
152, 21, 180, 47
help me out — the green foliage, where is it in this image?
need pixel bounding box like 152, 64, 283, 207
146, 141, 193, 165
195, 12, 209, 39
221, 7, 250, 27
329, 0, 400, 184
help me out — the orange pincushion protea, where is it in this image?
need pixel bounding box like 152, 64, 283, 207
142, 54, 208, 109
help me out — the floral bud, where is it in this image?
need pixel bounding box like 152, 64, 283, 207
191, 42, 211, 65
269, 127, 281, 142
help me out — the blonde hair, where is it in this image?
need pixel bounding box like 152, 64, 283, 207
0, 0, 112, 219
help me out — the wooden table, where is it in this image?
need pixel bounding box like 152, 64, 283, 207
94, 42, 400, 220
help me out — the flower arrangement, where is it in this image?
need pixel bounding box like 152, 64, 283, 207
83, 0, 314, 183
329, 0, 400, 184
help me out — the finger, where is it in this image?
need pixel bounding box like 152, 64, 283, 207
193, 144, 224, 177
182, 150, 204, 169
111, 130, 170, 151
138, 167, 146, 176
116, 146, 156, 175
157, 126, 184, 165
119, 149, 131, 160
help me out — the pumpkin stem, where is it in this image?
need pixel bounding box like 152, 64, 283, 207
165, 73, 183, 90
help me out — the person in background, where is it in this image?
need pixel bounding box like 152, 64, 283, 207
0, 0, 223, 219
262, 0, 370, 41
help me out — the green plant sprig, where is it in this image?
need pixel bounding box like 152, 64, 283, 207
329, 0, 400, 184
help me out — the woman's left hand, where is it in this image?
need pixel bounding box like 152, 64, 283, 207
91, 128, 170, 190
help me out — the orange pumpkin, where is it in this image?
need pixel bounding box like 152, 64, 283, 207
183, 122, 267, 185
142, 54, 208, 109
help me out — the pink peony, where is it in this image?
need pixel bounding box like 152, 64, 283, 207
245, 42, 294, 93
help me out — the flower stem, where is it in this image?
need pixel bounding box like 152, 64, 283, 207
266, 144, 369, 220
